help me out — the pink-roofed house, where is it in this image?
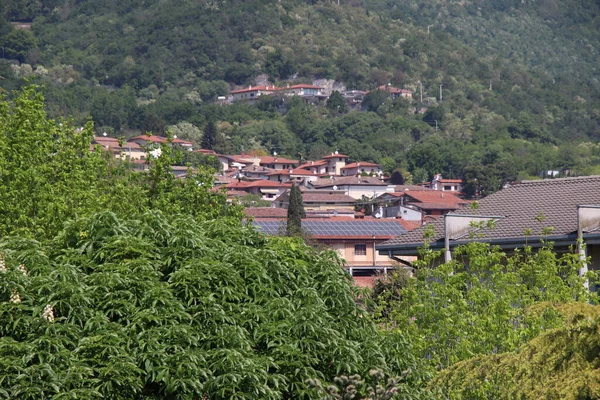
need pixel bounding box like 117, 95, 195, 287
297, 159, 329, 175
266, 168, 324, 183
376, 85, 413, 99
230, 85, 279, 101
258, 156, 298, 171
278, 84, 324, 97
431, 174, 463, 192
321, 152, 350, 175
341, 161, 382, 176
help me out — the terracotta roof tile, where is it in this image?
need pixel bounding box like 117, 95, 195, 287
312, 176, 387, 187
342, 162, 380, 169
322, 153, 350, 159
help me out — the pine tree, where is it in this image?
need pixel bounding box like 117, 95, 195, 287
287, 183, 305, 236
202, 120, 217, 150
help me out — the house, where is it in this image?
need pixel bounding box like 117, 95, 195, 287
321, 152, 350, 175
252, 217, 418, 285
266, 168, 323, 183
341, 162, 382, 176
92, 136, 121, 157
384, 190, 470, 219
377, 176, 600, 274
376, 85, 413, 99
278, 84, 325, 98
342, 90, 367, 109
230, 85, 279, 101
297, 160, 329, 175
310, 176, 394, 200
273, 189, 356, 211
92, 136, 146, 160
430, 174, 463, 192
225, 180, 292, 201
258, 156, 299, 171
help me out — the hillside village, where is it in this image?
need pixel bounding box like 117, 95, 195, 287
93, 132, 469, 285
226, 83, 414, 108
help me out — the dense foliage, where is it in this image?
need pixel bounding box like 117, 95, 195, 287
0, 85, 235, 240
368, 241, 597, 392
0, 211, 390, 399
433, 303, 600, 399
0, 85, 409, 399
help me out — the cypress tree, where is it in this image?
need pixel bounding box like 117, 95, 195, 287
202, 120, 217, 150
286, 183, 305, 236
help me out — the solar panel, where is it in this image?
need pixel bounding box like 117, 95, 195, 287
252, 219, 407, 236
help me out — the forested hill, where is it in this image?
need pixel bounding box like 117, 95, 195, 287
1, 0, 600, 192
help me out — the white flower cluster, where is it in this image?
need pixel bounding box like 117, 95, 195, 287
0, 253, 6, 273
42, 304, 55, 322
17, 264, 28, 276
9, 289, 21, 303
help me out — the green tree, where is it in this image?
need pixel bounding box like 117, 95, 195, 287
370, 241, 595, 384
286, 183, 305, 236
326, 90, 348, 114
3, 29, 37, 63
202, 119, 217, 150
0, 210, 393, 399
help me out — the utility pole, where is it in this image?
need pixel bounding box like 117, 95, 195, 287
489, 80, 492, 91
418, 80, 423, 103
434, 119, 438, 131
439, 84, 443, 101
427, 25, 433, 34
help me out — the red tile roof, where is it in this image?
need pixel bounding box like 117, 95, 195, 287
259, 156, 299, 165
341, 162, 380, 169
230, 85, 279, 94
131, 135, 167, 143
226, 180, 292, 189
403, 191, 467, 205
244, 208, 288, 218
267, 168, 323, 176
312, 176, 387, 187
437, 179, 463, 184
322, 153, 350, 159
284, 84, 323, 90
298, 160, 328, 168
302, 193, 356, 203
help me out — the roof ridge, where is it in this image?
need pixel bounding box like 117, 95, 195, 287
518, 176, 600, 184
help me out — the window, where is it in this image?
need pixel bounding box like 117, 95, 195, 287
444, 185, 452, 191
354, 244, 367, 256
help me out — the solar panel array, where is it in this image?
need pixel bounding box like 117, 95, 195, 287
253, 220, 407, 236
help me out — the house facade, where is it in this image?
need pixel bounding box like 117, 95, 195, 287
377, 176, 600, 275
252, 218, 418, 285
431, 174, 463, 192
341, 162, 382, 176
230, 85, 279, 101
311, 176, 393, 200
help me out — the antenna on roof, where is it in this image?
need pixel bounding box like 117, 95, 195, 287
335, 150, 339, 155
273, 151, 277, 156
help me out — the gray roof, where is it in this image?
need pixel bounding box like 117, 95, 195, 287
378, 176, 600, 252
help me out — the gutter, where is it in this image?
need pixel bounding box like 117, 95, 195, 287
377, 232, 600, 256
